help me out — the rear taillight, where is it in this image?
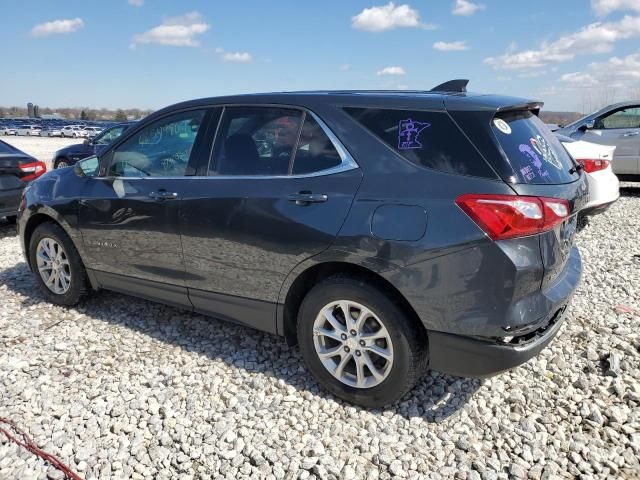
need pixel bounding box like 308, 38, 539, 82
19, 161, 47, 182
577, 158, 609, 173
456, 194, 570, 240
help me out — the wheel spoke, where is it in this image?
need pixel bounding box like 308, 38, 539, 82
334, 352, 351, 378
362, 351, 385, 381
323, 309, 347, 333
315, 327, 343, 342
364, 344, 392, 360
317, 344, 343, 360
359, 331, 388, 342
354, 355, 366, 388
354, 307, 372, 331
339, 301, 353, 329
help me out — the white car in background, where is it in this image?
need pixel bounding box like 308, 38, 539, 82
16, 125, 42, 136
557, 134, 619, 216
0, 126, 16, 135
82, 126, 102, 138
60, 125, 85, 138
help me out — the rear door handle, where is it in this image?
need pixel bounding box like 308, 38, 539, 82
287, 192, 328, 205
623, 131, 639, 137
149, 190, 178, 200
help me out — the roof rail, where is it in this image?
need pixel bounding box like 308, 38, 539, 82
430, 79, 469, 93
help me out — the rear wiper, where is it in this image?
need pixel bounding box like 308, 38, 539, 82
569, 163, 584, 175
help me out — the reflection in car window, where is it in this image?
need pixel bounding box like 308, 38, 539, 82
292, 116, 342, 175
596, 107, 640, 129
96, 127, 124, 145
109, 111, 205, 177
210, 107, 303, 176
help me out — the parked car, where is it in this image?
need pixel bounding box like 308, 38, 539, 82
53, 123, 134, 169
39, 127, 62, 137
556, 101, 640, 180
18, 84, 588, 407
82, 126, 103, 138
0, 126, 16, 136
0, 139, 46, 221
557, 134, 619, 218
60, 125, 85, 138
16, 125, 42, 136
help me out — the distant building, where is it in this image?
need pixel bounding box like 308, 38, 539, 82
27, 102, 35, 118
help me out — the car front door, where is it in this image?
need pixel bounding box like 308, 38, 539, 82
78, 109, 212, 307
579, 106, 640, 174
179, 106, 362, 332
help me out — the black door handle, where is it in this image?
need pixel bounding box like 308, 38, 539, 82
287, 192, 328, 205
149, 190, 178, 200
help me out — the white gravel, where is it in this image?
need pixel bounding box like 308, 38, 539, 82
1, 135, 81, 170
0, 185, 639, 479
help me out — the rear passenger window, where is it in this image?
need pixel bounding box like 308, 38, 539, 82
211, 107, 303, 176
344, 107, 495, 178
292, 116, 342, 175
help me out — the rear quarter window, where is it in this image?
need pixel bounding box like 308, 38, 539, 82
492, 111, 579, 184
344, 107, 496, 178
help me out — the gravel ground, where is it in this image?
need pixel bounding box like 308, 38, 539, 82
1, 136, 80, 170
1, 185, 639, 480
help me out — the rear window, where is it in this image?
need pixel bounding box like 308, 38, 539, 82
492, 111, 578, 184
344, 107, 495, 178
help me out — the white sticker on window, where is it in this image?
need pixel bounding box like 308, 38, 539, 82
493, 118, 512, 135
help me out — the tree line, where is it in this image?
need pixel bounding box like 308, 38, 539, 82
0, 106, 153, 121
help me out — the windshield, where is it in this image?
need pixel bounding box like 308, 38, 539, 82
492, 111, 579, 185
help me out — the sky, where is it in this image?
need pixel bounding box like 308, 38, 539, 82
1, 0, 640, 112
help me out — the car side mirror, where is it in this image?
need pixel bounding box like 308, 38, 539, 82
579, 120, 595, 131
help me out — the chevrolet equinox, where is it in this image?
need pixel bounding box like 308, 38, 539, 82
18, 81, 586, 407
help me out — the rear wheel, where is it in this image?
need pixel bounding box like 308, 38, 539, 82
297, 276, 427, 407
54, 158, 70, 169
29, 222, 88, 305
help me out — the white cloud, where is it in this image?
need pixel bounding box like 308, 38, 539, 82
377, 66, 406, 75
484, 15, 640, 70
128, 0, 144, 6
213, 47, 252, 63
30, 18, 84, 37
132, 11, 209, 48
351, 3, 435, 32
560, 52, 640, 87
222, 51, 252, 63
433, 40, 468, 51
560, 72, 600, 87
592, 0, 640, 16
452, 0, 485, 16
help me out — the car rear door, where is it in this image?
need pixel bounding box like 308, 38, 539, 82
179, 105, 362, 332
78, 109, 213, 307
579, 106, 640, 174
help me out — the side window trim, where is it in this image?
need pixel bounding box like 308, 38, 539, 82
204, 105, 359, 179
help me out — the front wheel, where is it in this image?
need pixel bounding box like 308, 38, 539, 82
54, 158, 70, 169
29, 222, 88, 305
297, 276, 428, 408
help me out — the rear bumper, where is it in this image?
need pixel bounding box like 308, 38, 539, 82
428, 246, 581, 377
582, 169, 619, 214
429, 305, 567, 377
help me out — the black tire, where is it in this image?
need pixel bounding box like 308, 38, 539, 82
29, 222, 88, 306
54, 158, 70, 169
297, 275, 428, 408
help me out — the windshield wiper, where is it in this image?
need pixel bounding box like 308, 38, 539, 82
569, 163, 584, 175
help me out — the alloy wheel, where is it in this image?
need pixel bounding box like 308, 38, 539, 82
36, 237, 71, 294
313, 300, 394, 388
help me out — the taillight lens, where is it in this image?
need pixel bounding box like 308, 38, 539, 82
456, 194, 570, 240
577, 158, 609, 173
18, 161, 47, 182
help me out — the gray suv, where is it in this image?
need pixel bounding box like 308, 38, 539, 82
18, 81, 587, 407
557, 101, 640, 179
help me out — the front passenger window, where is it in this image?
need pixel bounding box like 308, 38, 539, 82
109, 110, 206, 177
595, 107, 640, 129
